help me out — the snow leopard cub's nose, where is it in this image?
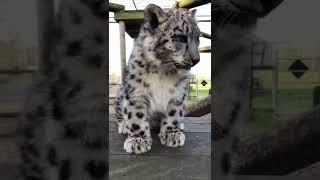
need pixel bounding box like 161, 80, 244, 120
191, 58, 200, 67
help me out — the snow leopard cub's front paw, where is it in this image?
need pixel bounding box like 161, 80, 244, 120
158, 130, 185, 147
123, 135, 152, 154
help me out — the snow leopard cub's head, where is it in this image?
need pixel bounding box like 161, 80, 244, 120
139, 4, 201, 73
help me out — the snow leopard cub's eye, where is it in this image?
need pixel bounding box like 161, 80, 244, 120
174, 34, 188, 43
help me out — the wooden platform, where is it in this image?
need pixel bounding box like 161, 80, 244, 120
109, 116, 211, 180
0, 115, 211, 179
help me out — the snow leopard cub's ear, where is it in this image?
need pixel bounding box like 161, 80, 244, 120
187, 9, 197, 18
144, 4, 168, 31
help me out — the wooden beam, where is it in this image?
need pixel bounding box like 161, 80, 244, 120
199, 46, 211, 53
109, 3, 125, 12
114, 10, 211, 38
114, 11, 144, 21
119, 21, 126, 83
176, 0, 211, 9
114, 11, 144, 38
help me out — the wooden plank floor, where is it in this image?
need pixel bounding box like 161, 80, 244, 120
0, 115, 211, 179
109, 116, 211, 180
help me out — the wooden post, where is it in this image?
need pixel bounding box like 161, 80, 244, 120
119, 21, 126, 83
36, 0, 54, 70
272, 50, 279, 117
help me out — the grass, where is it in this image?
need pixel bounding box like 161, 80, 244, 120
253, 89, 313, 110
187, 79, 211, 104
245, 69, 319, 135
248, 110, 279, 129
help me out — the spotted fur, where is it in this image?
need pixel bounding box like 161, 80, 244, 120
115, 4, 201, 154
213, 0, 283, 179
18, 0, 107, 179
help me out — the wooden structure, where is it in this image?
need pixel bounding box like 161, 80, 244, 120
111, 0, 211, 38
109, 116, 211, 179
0, 100, 211, 179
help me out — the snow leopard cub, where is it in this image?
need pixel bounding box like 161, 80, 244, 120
115, 4, 201, 154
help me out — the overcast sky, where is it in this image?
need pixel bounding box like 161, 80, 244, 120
256, 0, 320, 46
1, 0, 320, 45
0, 0, 38, 46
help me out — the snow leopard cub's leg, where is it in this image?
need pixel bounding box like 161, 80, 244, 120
119, 72, 153, 154
158, 101, 186, 147
122, 96, 152, 154
114, 90, 129, 135
159, 79, 189, 147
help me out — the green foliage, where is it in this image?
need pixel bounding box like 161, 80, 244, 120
247, 67, 318, 134
187, 76, 211, 104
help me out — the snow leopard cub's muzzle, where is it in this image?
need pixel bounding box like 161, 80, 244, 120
173, 37, 200, 70
191, 57, 200, 67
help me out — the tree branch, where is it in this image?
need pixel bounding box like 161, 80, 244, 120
185, 96, 211, 117
232, 106, 320, 175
